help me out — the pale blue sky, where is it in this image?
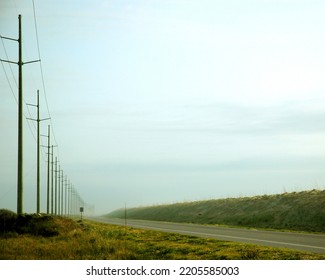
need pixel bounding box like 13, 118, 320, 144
1, 0, 325, 214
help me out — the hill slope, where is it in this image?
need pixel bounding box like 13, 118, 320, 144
106, 190, 325, 232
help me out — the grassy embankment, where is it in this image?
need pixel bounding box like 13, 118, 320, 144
0, 209, 324, 260
107, 190, 325, 233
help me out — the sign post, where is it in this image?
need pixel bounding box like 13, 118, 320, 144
80, 206, 84, 221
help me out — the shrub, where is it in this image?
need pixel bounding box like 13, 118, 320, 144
0, 210, 59, 237
0, 209, 17, 234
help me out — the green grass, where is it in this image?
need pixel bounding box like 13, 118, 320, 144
0, 212, 324, 260
106, 189, 325, 233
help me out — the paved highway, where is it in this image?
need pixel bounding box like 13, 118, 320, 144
88, 217, 325, 254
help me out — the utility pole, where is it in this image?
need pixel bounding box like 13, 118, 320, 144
54, 157, 58, 215
46, 125, 50, 214
51, 147, 53, 214
27, 90, 50, 214
67, 183, 70, 216
1, 15, 39, 214
61, 170, 64, 215
67, 180, 70, 216
41, 125, 51, 214
50, 145, 57, 215
71, 186, 75, 216
64, 175, 68, 215
58, 166, 61, 215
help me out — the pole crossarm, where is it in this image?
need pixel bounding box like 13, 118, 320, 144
40, 117, 51, 122
0, 59, 40, 65
26, 117, 37, 122
0, 59, 18, 64
23, 59, 40, 65
27, 117, 50, 122
26, 103, 37, 107
0, 35, 18, 42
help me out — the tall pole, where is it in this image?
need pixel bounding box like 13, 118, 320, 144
50, 145, 57, 215
36, 90, 40, 213
46, 125, 50, 214
51, 146, 54, 214
1, 15, 39, 214
61, 170, 64, 215
67, 180, 70, 216
58, 166, 61, 215
71, 188, 73, 216
64, 176, 67, 215
69, 182, 72, 216
17, 14, 23, 214
27, 90, 50, 214
55, 157, 58, 215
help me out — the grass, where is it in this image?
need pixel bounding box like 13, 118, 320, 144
107, 189, 325, 233
0, 211, 324, 260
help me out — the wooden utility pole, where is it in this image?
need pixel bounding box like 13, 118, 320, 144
0, 15, 39, 214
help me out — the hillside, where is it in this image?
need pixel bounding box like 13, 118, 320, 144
106, 189, 325, 232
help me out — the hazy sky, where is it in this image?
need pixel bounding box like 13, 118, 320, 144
1, 0, 325, 214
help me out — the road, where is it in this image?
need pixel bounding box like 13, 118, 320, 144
88, 217, 325, 254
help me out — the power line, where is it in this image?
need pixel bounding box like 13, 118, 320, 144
32, 0, 60, 151
1, 5, 59, 145
31, 1, 79, 214
1, 35, 38, 140
0, 57, 17, 103
26, 90, 50, 214
1, 37, 18, 102
1, 9, 89, 215
0, 15, 41, 214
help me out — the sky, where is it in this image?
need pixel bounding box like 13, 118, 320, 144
1, 0, 325, 215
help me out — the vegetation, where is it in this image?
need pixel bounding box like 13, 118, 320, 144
0, 210, 324, 260
107, 190, 325, 233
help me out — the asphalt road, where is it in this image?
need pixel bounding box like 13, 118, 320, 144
88, 217, 325, 254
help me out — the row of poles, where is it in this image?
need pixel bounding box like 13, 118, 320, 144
26, 90, 87, 216
1, 15, 91, 216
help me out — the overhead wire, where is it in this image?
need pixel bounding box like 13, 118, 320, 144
0, 41, 17, 103
1, 2, 87, 213
31, 1, 86, 211
2, 1, 39, 138
0, 36, 37, 142
31, 0, 60, 153
1, 7, 49, 193
30, 1, 62, 173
